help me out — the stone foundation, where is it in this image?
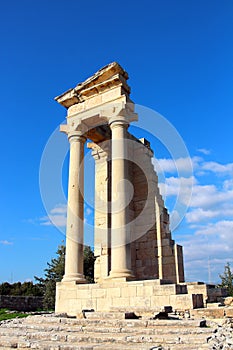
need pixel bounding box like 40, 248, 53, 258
56, 279, 204, 316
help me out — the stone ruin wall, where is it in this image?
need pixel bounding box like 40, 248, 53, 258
91, 131, 184, 284
0, 295, 43, 312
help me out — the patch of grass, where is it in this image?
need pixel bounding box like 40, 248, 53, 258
0, 308, 28, 321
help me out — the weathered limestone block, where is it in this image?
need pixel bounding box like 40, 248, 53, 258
224, 296, 233, 306
225, 307, 233, 317
121, 286, 137, 298
170, 294, 200, 310
191, 307, 225, 319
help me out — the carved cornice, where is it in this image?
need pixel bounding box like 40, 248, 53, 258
55, 62, 130, 108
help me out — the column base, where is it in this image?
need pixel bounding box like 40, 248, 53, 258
108, 269, 135, 281
62, 273, 87, 284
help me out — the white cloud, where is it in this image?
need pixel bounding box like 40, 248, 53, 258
197, 148, 211, 155
40, 214, 67, 227
153, 157, 193, 175
201, 161, 233, 174
223, 179, 233, 190
50, 204, 67, 214
190, 185, 233, 209
195, 220, 233, 240
154, 153, 233, 283
156, 157, 233, 225
0, 240, 13, 245
186, 207, 233, 224
159, 176, 196, 206
180, 225, 233, 283
38, 204, 94, 228
185, 178, 233, 225
154, 156, 233, 177
29, 202, 94, 230
39, 204, 67, 227
183, 238, 231, 262
186, 208, 218, 223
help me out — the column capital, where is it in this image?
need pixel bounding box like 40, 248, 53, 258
60, 120, 88, 139
107, 103, 137, 128
68, 131, 86, 143
109, 117, 129, 130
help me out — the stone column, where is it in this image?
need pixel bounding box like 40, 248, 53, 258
155, 198, 163, 280
62, 131, 86, 283
109, 118, 134, 280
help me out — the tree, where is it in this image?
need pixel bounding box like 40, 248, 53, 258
20, 282, 43, 296
84, 246, 96, 283
35, 244, 95, 310
0, 282, 12, 295
219, 262, 233, 296
35, 244, 65, 310
0, 281, 43, 296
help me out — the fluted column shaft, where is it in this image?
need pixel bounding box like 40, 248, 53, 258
109, 119, 134, 279
62, 132, 86, 283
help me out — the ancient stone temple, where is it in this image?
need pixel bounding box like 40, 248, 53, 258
55, 63, 207, 315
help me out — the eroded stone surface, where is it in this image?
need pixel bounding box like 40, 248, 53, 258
204, 318, 233, 350
0, 313, 219, 350
224, 297, 233, 306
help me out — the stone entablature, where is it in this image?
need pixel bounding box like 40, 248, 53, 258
55, 62, 130, 109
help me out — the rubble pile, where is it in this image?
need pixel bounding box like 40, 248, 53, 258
206, 318, 233, 350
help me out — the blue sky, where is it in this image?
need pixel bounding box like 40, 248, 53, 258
0, 0, 233, 284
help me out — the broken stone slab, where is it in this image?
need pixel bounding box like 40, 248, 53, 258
225, 307, 233, 317
224, 296, 233, 306
83, 311, 126, 320
125, 312, 140, 319
199, 320, 207, 328
161, 306, 173, 313
83, 311, 141, 320
153, 312, 169, 320
191, 307, 225, 319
